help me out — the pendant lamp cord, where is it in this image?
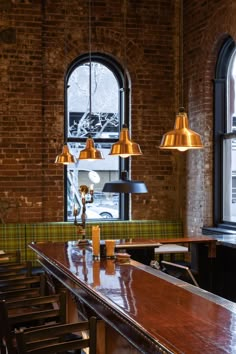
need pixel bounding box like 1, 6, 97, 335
123, 0, 127, 125
180, 0, 183, 109
89, 0, 92, 122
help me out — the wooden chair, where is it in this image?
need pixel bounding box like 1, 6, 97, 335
0, 291, 67, 354
0, 250, 21, 264
0, 260, 33, 279
15, 316, 97, 354
0, 274, 46, 294
0, 273, 46, 301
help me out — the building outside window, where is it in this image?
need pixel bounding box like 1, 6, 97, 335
65, 53, 129, 221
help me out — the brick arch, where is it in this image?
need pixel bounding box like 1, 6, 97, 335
64, 27, 147, 131
64, 27, 146, 87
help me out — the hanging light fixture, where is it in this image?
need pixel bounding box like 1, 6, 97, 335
55, 1, 76, 165
109, 124, 142, 158
109, 0, 142, 159
159, 107, 203, 151
159, 0, 203, 151
55, 144, 76, 164
102, 0, 147, 194
55, 0, 103, 164
102, 171, 147, 194
78, 0, 104, 161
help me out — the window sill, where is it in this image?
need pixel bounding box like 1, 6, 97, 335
202, 226, 236, 235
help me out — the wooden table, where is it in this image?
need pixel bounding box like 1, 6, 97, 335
115, 236, 216, 259
29, 240, 236, 354
114, 236, 217, 291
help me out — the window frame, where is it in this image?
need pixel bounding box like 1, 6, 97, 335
63, 52, 130, 221
214, 36, 236, 228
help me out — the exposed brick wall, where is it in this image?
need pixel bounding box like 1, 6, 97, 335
183, 0, 236, 234
0, 0, 182, 223
0, 0, 234, 232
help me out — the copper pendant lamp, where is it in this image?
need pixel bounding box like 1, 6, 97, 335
159, 0, 203, 152
79, 135, 104, 160
109, 124, 142, 158
78, 0, 103, 161
159, 107, 203, 151
55, 144, 76, 164
56, 0, 103, 164
109, 0, 142, 159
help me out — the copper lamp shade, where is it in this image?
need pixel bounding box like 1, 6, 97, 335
55, 144, 76, 164
159, 108, 204, 152
109, 125, 142, 158
79, 136, 104, 160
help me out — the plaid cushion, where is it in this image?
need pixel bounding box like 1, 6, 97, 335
0, 224, 26, 261
86, 220, 183, 240
0, 221, 183, 265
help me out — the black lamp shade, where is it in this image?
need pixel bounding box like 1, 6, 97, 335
102, 171, 148, 194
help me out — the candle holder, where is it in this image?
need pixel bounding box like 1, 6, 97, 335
73, 184, 94, 245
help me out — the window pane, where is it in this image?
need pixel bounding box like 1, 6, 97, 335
66, 58, 124, 221
223, 138, 236, 222
67, 142, 120, 221
228, 54, 236, 133
223, 50, 236, 222
67, 62, 119, 139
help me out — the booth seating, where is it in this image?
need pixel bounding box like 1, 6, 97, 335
0, 220, 184, 265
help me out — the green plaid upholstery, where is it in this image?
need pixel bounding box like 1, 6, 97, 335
0, 220, 183, 265
26, 223, 79, 263
86, 220, 183, 240
0, 224, 26, 261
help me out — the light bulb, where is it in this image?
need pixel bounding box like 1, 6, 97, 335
176, 147, 189, 152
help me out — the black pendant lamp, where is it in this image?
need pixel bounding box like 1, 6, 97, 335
102, 171, 147, 194
102, 0, 147, 194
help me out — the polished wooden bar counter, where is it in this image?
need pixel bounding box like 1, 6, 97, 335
29, 241, 236, 354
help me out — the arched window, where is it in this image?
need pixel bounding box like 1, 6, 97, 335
214, 36, 236, 228
64, 53, 129, 221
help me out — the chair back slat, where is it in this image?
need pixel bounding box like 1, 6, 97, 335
15, 317, 97, 354
0, 274, 46, 301
0, 261, 32, 277
0, 290, 67, 354
0, 250, 21, 264
0, 275, 44, 292
26, 338, 90, 354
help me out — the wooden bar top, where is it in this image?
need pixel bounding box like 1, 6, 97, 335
29, 241, 236, 354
